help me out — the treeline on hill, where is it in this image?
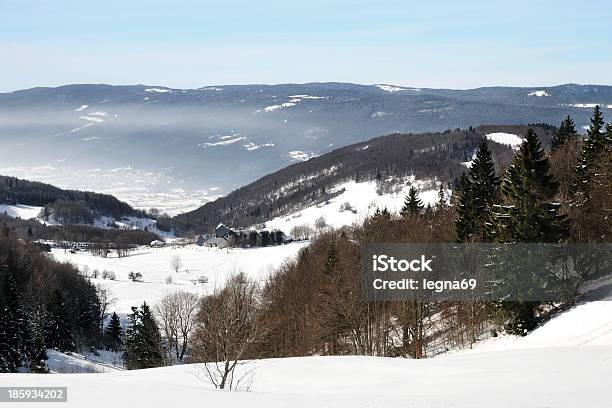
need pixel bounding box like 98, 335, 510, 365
168, 125, 553, 235
0, 214, 159, 245
0, 230, 104, 373
0, 175, 147, 222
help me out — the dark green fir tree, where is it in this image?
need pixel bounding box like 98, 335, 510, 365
574, 105, 610, 198
45, 290, 75, 352
455, 141, 499, 242
104, 312, 123, 352
400, 187, 423, 218
550, 115, 577, 151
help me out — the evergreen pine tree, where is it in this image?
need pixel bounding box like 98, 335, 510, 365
574, 106, 610, 197
494, 129, 567, 242
104, 312, 123, 352
551, 115, 577, 151
0, 270, 33, 372
455, 141, 499, 242
323, 241, 337, 277
45, 290, 75, 352
436, 183, 447, 209
123, 303, 164, 370
491, 129, 568, 334
123, 307, 140, 369
28, 303, 49, 373
0, 272, 20, 372
455, 173, 475, 242
400, 187, 423, 218
380, 207, 392, 220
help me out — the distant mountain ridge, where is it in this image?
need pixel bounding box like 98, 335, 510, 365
0, 82, 609, 212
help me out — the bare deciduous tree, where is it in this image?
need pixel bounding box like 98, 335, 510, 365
96, 284, 115, 335
155, 291, 199, 361
155, 291, 199, 362
191, 274, 265, 390
170, 255, 183, 273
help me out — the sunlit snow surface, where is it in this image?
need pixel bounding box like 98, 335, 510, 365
485, 132, 523, 149
264, 179, 442, 232
50, 242, 309, 314
0, 204, 42, 219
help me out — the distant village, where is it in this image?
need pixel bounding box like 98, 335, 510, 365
195, 224, 293, 249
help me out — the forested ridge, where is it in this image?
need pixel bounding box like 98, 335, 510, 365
0, 175, 146, 221
170, 125, 553, 234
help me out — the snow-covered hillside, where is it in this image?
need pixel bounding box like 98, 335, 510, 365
5, 346, 610, 407
263, 179, 443, 232
0, 202, 174, 236
11, 242, 612, 407
50, 242, 308, 314
0, 204, 42, 220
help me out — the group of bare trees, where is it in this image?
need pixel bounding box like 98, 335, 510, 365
255, 200, 490, 359
190, 274, 264, 390
154, 275, 264, 390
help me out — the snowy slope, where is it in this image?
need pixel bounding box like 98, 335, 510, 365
263, 179, 443, 232
0, 204, 42, 219
467, 298, 612, 352
50, 242, 309, 314
9, 242, 612, 407
4, 347, 611, 407
46, 350, 123, 374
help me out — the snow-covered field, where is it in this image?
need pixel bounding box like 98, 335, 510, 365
264, 179, 442, 232
0, 203, 42, 219
7, 238, 612, 407
50, 242, 309, 314
4, 338, 611, 407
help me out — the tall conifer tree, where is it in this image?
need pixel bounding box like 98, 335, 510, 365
455, 141, 499, 242
574, 106, 610, 198
400, 187, 424, 218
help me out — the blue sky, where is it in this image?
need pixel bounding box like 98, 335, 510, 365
1, 0, 611, 91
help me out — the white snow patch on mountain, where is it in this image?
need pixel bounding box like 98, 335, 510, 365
75, 104, 88, 112
199, 136, 247, 148
263, 102, 296, 112
288, 151, 316, 161
69, 122, 94, 133
144, 88, 173, 93
461, 149, 479, 168
0, 204, 42, 220
244, 142, 275, 151
486, 132, 523, 149
527, 90, 550, 97
565, 103, 612, 108
79, 115, 105, 123
374, 84, 421, 92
